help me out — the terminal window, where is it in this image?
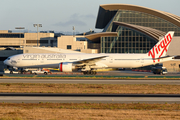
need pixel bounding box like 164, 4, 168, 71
67, 45, 72, 49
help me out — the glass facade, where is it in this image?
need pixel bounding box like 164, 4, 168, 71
106, 10, 180, 36
0, 34, 24, 38
101, 27, 157, 53
26, 40, 48, 44
100, 9, 180, 53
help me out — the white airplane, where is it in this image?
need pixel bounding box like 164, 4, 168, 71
4, 31, 175, 75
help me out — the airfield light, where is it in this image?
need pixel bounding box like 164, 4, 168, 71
33, 24, 42, 46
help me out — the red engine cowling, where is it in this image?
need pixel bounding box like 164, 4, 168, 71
59, 62, 76, 72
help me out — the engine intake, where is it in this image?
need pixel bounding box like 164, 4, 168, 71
59, 62, 77, 72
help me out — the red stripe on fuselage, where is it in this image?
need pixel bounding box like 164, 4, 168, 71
60, 63, 63, 72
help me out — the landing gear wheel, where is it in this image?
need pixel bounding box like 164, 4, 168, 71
83, 71, 97, 75
44, 72, 47, 75
10, 71, 13, 74
91, 71, 97, 75
83, 71, 87, 75
91, 71, 94, 75
88, 71, 91, 75
94, 71, 97, 75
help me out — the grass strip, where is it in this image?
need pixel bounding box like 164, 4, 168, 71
0, 83, 180, 94
0, 102, 179, 110
0, 103, 180, 120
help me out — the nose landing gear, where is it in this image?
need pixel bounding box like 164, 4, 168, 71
10, 71, 13, 74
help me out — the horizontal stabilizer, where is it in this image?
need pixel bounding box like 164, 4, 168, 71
153, 55, 171, 60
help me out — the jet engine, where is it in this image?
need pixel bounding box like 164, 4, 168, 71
59, 62, 77, 72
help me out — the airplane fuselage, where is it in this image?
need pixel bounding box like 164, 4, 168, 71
4, 53, 172, 69
3, 31, 175, 74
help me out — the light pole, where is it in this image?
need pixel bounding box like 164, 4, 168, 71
33, 24, 42, 47
73, 26, 75, 37
15, 27, 25, 48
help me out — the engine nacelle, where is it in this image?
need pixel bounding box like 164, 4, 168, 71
59, 62, 77, 72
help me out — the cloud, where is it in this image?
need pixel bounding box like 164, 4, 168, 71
53, 13, 96, 27
53, 19, 86, 27
81, 14, 96, 19
70, 13, 96, 19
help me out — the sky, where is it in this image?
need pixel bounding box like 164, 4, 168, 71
0, 0, 180, 34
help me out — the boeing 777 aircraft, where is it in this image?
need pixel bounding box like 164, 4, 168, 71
4, 31, 175, 75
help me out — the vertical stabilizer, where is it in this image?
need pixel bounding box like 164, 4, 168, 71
148, 31, 174, 62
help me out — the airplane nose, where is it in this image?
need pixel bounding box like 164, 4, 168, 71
3, 59, 10, 66
3, 60, 7, 65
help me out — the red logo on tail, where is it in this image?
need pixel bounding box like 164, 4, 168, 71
148, 33, 172, 63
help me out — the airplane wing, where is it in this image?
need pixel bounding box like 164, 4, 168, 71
74, 56, 108, 66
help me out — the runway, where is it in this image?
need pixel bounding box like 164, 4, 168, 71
0, 78, 180, 85
1, 75, 180, 103
0, 93, 180, 103
5, 70, 180, 77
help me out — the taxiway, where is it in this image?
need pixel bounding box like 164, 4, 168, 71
0, 93, 179, 103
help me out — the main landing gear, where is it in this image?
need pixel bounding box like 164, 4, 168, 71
83, 71, 97, 75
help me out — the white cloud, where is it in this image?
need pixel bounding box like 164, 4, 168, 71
53, 13, 95, 27
53, 19, 86, 27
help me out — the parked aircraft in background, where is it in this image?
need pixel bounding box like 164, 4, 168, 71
4, 32, 175, 75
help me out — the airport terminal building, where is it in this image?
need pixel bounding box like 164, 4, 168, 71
86, 4, 180, 54
1, 4, 180, 72
85, 4, 180, 72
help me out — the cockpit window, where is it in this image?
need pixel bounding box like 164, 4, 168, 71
7, 58, 10, 60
